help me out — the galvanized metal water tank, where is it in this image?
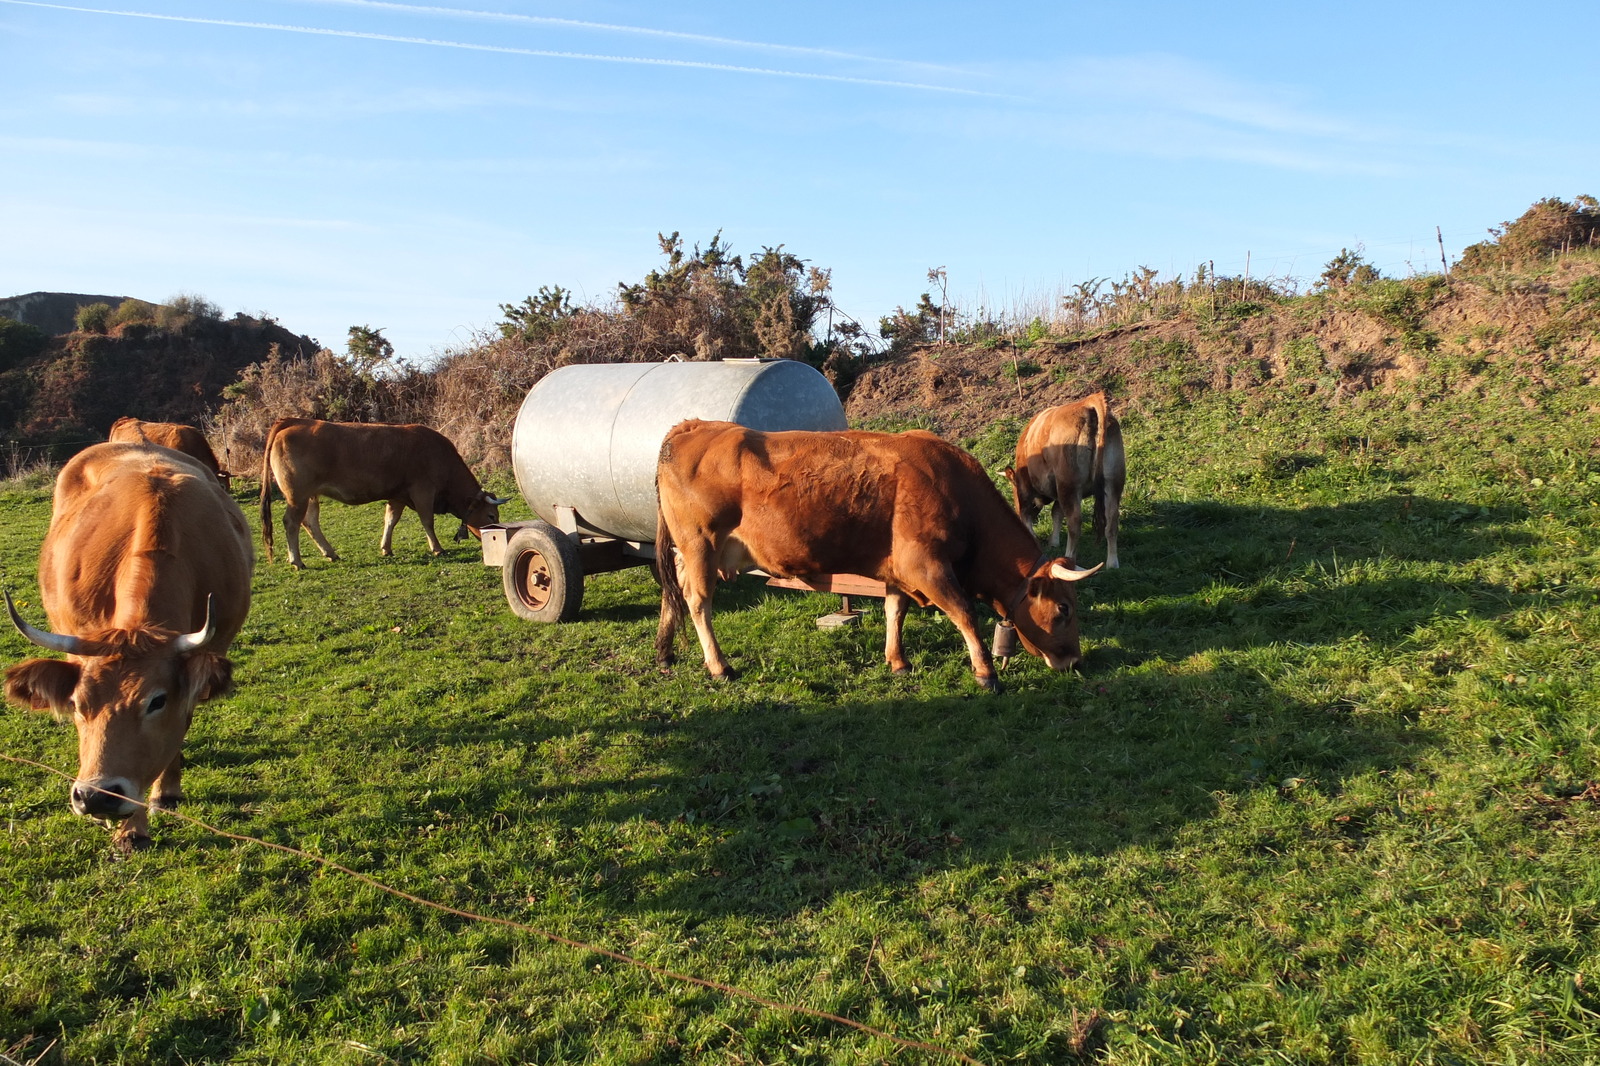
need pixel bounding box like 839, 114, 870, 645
510, 359, 847, 542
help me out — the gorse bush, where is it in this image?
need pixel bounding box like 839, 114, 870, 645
0, 316, 48, 371
210, 333, 433, 474
74, 302, 112, 334
1458, 194, 1600, 272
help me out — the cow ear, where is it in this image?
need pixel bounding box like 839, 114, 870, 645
4, 658, 80, 718
183, 652, 234, 703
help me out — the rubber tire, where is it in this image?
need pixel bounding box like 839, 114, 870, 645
502, 521, 584, 623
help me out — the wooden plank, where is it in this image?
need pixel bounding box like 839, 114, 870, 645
759, 572, 888, 598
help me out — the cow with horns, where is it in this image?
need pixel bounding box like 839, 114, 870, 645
1004, 391, 1126, 568
654, 420, 1101, 692
4, 441, 254, 853
258, 418, 508, 569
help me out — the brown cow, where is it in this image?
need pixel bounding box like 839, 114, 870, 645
4, 442, 253, 852
1004, 392, 1125, 568
109, 416, 230, 488
258, 417, 508, 569
654, 420, 1101, 691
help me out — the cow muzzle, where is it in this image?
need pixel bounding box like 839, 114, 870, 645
71, 777, 139, 821
1039, 651, 1082, 672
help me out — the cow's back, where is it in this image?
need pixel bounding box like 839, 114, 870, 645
109, 418, 223, 477
44, 443, 253, 646
660, 421, 1024, 579
266, 419, 465, 505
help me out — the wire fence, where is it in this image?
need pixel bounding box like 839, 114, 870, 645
0, 438, 101, 481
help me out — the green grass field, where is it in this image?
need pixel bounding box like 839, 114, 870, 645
4, 386, 1600, 1064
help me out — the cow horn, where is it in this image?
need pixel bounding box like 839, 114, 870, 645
170, 595, 216, 654
5, 589, 91, 656
485, 493, 511, 506
1049, 561, 1104, 582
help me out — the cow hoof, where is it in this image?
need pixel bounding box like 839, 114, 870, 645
380, 548, 393, 557
289, 560, 306, 571
976, 675, 1002, 694
152, 794, 182, 811
708, 667, 741, 683
890, 665, 912, 676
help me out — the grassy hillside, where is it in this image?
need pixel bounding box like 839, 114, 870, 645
845, 251, 1600, 442
3, 360, 1599, 1062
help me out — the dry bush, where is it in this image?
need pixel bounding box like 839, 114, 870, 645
209, 233, 853, 475
208, 345, 434, 479
426, 309, 661, 469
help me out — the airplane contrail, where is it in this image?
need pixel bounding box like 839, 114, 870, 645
292, 0, 970, 74
0, 0, 1005, 97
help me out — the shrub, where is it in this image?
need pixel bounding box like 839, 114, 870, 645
1280, 336, 1326, 381
109, 298, 157, 330
1565, 274, 1600, 308
0, 316, 49, 371
1316, 248, 1381, 290
74, 302, 112, 333
1001, 357, 1043, 380
156, 292, 223, 332
1458, 195, 1600, 271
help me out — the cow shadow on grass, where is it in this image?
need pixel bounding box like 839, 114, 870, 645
508, 666, 1436, 922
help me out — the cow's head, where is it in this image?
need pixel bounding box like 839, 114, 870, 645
453, 490, 510, 541
1007, 558, 1102, 671
1002, 465, 1046, 527
4, 593, 232, 827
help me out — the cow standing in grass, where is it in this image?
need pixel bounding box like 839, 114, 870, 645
258, 417, 507, 569
4, 442, 253, 853
1004, 391, 1126, 568
654, 420, 1100, 691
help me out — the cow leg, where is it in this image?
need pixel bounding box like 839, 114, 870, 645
380, 501, 406, 556
302, 498, 339, 562
883, 588, 913, 675
282, 501, 308, 569
413, 503, 446, 556
918, 578, 1000, 692
1061, 492, 1084, 561
150, 750, 184, 811
1101, 486, 1121, 569
679, 542, 737, 680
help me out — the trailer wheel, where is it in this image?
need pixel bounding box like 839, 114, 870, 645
503, 522, 583, 622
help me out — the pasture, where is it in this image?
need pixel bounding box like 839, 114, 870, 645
3, 387, 1600, 1064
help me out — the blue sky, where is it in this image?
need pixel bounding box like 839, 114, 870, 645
3, 0, 1596, 361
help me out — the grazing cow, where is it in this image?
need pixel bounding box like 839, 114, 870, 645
654, 420, 1101, 691
1004, 391, 1126, 568
109, 416, 230, 488
4, 442, 253, 852
258, 417, 508, 569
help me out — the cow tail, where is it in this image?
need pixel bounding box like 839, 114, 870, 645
259, 422, 277, 562
653, 496, 686, 666
1090, 394, 1111, 543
